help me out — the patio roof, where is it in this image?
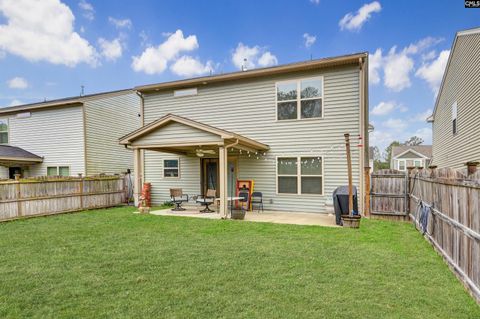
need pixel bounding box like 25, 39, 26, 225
0, 145, 43, 166
119, 113, 269, 154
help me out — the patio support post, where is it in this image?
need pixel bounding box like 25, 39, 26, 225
133, 148, 141, 207
219, 145, 228, 218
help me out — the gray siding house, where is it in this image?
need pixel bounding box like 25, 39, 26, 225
429, 27, 480, 168
0, 90, 141, 179
120, 53, 369, 215
391, 145, 432, 171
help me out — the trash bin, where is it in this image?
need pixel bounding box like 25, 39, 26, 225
332, 186, 358, 226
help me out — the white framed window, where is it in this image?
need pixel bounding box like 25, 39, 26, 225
276, 77, 323, 120
277, 156, 323, 195
0, 118, 8, 144
163, 159, 180, 178
398, 160, 406, 171
47, 166, 70, 177
452, 101, 457, 135
174, 88, 197, 98
414, 160, 422, 167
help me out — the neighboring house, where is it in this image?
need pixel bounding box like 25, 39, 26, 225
391, 145, 432, 171
120, 53, 369, 215
0, 90, 141, 179
429, 27, 480, 168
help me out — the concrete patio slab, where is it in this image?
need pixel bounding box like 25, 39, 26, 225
146, 206, 338, 227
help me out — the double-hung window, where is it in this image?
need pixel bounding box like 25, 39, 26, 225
47, 166, 70, 177
277, 157, 323, 195
277, 77, 323, 120
0, 118, 8, 144
163, 159, 179, 178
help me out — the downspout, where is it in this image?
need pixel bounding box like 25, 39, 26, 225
81, 103, 88, 176
135, 91, 145, 186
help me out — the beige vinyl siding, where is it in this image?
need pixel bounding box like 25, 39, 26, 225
84, 92, 141, 175
142, 66, 361, 213
134, 122, 222, 145
0, 166, 8, 179
432, 33, 480, 168
9, 106, 85, 176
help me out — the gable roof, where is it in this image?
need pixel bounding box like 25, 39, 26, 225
430, 27, 480, 121
0, 145, 43, 163
135, 52, 367, 93
0, 88, 134, 115
119, 113, 270, 151
392, 145, 432, 159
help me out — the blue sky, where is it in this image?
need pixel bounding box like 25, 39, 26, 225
0, 0, 478, 153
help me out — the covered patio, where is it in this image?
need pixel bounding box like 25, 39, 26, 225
119, 113, 270, 217
0, 145, 43, 179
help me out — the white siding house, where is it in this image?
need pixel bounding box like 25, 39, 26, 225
0, 90, 141, 179
429, 27, 480, 168
121, 53, 369, 215
391, 145, 432, 171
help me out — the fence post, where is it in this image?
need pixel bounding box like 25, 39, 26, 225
364, 166, 371, 217
466, 161, 479, 177
78, 173, 84, 209
406, 167, 414, 215
14, 174, 22, 218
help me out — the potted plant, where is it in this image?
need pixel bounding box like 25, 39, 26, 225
138, 196, 150, 214
231, 209, 246, 220
341, 133, 361, 228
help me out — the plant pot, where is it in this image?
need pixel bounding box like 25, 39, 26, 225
231, 210, 246, 220
341, 215, 361, 228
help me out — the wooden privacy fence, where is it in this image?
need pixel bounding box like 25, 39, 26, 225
370, 169, 409, 221
408, 167, 480, 302
0, 175, 126, 222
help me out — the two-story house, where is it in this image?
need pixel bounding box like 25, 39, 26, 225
429, 27, 480, 168
120, 53, 369, 215
0, 90, 141, 179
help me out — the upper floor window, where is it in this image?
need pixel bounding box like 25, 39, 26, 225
452, 101, 457, 135
277, 77, 323, 120
0, 118, 8, 144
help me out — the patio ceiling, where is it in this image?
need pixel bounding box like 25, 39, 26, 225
119, 113, 269, 155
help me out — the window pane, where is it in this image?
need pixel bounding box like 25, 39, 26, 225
301, 79, 322, 98
0, 132, 7, 144
277, 82, 297, 101
278, 102, 297, 120
47, 167, 57, 176
59, 167, 70, 176
399, 161, 405, 170
301, 177, 322, 194
301, 99, 322, 118
164, 169, 179, 177
164, 159, 178, 168
301, 157, 322, 175
278, 176, 298, 194
278, 158, 297, 175
0, 119, 7, 132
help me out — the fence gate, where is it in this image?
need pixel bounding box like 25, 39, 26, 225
370, 169, 409, 221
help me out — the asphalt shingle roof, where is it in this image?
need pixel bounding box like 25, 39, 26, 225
0, 145, 43, 160
392, 145, 432, 158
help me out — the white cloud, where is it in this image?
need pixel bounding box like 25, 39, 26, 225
411, 108, 433, 122
8, 99, 22, 107
0, 0, 98, 67
383, 47, 415, 91
170, 55, 214, 77
78, 0, 94, 21
303, 33, 316, 48
414, 127, 432, 144
339, 1, 381, 31
369, 48, 382, 84
258, 52, 278, 67
383, 118, 407, 131
108, 17, 132, 29
132, 30, 199, 75
371, 101, 407, 116
98, 38, 123, 61
310, 0, 320, 4
232, 43, 277, 70
405, 37, 443, 55
7, 77, 28, 89
415, 50, 450, 94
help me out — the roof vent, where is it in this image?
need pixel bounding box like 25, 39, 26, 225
241, 58, 248, 72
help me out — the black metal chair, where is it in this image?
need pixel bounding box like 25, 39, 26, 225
195, 189, 216, 213
251, 192, 264, 212
170, 188, 189, 211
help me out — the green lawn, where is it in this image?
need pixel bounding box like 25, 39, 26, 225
0, 207, 478, 318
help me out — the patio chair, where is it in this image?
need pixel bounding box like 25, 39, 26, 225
238, 190, 250, 212
251, 192, 264, 213
196, 189, 216, 213
170, 188, 189, 211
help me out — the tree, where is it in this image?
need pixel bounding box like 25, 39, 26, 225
404, 136, 424, 146
383, 141, 401, 165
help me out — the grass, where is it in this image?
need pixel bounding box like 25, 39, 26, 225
0, 207, 478, 318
